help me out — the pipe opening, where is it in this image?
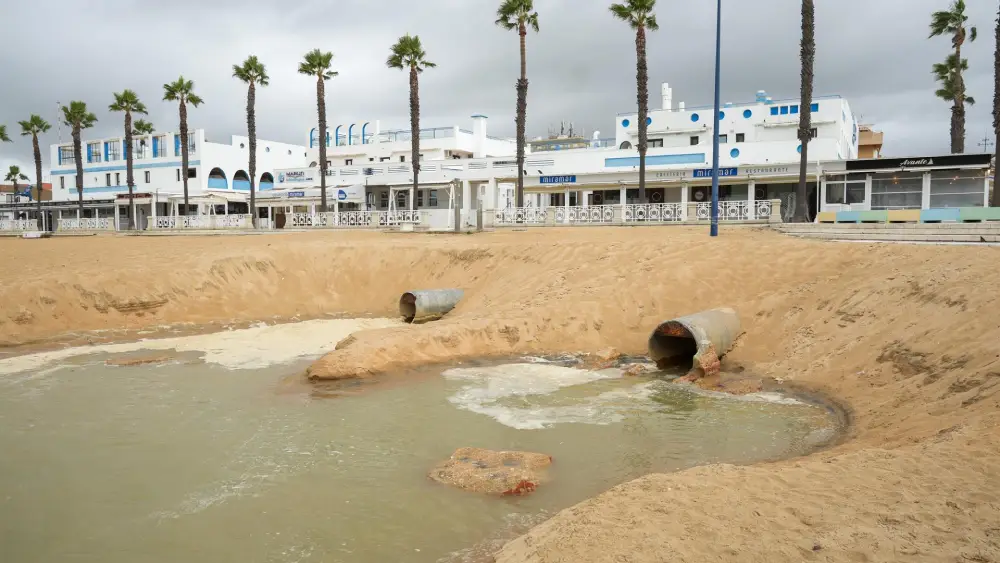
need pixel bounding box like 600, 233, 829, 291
399, 293, 418, 323
649, 322, 698, 370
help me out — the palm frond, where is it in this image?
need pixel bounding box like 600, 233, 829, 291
0, 125, 10, 143
610, 0, 657, 30
387, 35, 435, 72
109, 90, 148, 115
133, 119, 155, 135
61, 101, 98, 130
299, 49, 337, 80
234, 56, 269, 86
18, 114, 51, 136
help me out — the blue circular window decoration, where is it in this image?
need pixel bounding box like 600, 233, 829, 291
797, 144, 803, 154
730, 148, 740, 158
622, 119, 630, 128
646, 117, 652, 126
719, 111, 726, 120
691, 113, 700, 123
743, 109, 752, 119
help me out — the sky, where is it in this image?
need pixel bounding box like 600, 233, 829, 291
0, 0, 996, 181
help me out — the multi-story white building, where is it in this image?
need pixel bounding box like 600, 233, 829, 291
45, 129, 307, 227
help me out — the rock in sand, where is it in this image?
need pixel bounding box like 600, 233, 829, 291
429, 447, 552, 495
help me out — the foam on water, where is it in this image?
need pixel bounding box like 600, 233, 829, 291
0, 318, 401, 377
443, 363, 658, 430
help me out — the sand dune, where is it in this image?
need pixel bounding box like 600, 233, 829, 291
1, 227, 998, 562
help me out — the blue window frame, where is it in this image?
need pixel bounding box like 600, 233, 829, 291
780, 106, 789, 115
790, 105, 799, 114
770, 107, 779, 116
811, 103, 819, 112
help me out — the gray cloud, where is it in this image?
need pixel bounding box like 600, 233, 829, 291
0, 0, 996, 179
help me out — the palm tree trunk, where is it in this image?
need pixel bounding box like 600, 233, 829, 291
73, 127, 84, 215
180, 99, 190, 214
318, 75, 328, 213
125, 111, 135, 230
993, 1, 1000, 207
410, 65, 420, 208
32, 134, 43, 230
516, 22, 528, 208
248, 83, 257, 227
795, 0, 815, 223
953, 41, 966, 154
636, 25, 648, 205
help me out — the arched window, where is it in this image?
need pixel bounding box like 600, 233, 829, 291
619, 141, 633, 150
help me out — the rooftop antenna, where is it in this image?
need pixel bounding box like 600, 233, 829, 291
56, 100, 62, 143
978, 132, 994, 154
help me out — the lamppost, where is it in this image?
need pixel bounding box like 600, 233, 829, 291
709, 0, 722, 237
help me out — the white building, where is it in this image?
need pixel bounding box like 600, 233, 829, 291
45, 129, 307, 227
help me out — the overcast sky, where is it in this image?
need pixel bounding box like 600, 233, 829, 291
0, 0, 995, 180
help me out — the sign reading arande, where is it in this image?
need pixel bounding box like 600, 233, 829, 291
540, 175, 577, 184
277, 170, 314, 184
692, 167, 738, 178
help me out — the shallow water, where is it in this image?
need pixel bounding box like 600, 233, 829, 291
0, 320, 838, 563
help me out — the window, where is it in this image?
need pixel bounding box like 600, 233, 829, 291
59, 177, 65, 190
417, 190, 424, 207
718, 134, 728, 144
188, 133, 196, 154
929, 170, 986, 208
380, 191, 389, 208
106, 173, 112, 187
736, 133, 745, 143
648, 138, 663, 148
176, 169, 181, 182
87, 142, 102, 163
790, 105, 799, 115
419, 154, 424, 161
369, 158, 375, 162
689, 136, 699, 146
770, 106, 779, 116
396, 191, 406, 208
134, 139, 148, 159
59, 146, 76, 165
115, 173, 121, 186
187, 168, 197, 179
780, 106, 789, 115
810, 128, 818, 139
871, 173, 922, 210
154, 135, 166, 157
825, 173, 866, 205
811, 103, 819, 112
107, 141, 121, 161
400, 155, 406, 162
380, 157, 390, 162
345, 159, 353, 166
144, 171, 151, 184
429, 189, 438, 207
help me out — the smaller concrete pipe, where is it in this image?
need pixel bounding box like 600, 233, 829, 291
399, 289, 464, 323
648, 308, 741, 376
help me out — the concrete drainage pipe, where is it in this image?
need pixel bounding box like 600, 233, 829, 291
648, 308, 741, 377
399, 289, 465, 324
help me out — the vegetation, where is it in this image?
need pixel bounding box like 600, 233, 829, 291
17, 115, 51, 229
930, 0, 977, 154
610, 0, 658, 205
299, 49, 338, 212
60, 101, 98, 214
4, 165, 29, 195
794, 0, 815, 223
387, 35, 435, 208
233, 56, 269, 227
109, 90, 148, 230
496, 0, 539, 208
163, 77, 204, 214
0, 125, 10, 143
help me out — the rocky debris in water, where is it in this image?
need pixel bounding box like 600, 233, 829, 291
622, 362, 658, 377
581, 347, 622, 370
428, 447, 552, 495
105, 354, 172, 367
687, 372, 764, 395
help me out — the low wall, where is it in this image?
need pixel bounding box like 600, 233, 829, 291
817, 207, 1000, 224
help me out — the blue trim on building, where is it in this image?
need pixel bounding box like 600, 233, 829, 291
207, 177, 228, 190
233, 180, 251, 191
335, 125, 342, 147
348, 124, 355, 146
309, 127, 316, 149
259, 182, 274, 191
362, 122, 369, 145
605, 153, 705, 167
152, 136, 159, 157
51, 160, 202, 175
174, 135, 181, 157
104, 141, 110, 162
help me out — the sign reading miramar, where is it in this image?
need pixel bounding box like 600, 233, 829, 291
540, 175, 577, 184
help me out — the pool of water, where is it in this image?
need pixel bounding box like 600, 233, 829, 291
0, 320, 839, 563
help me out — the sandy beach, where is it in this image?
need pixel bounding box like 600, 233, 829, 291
1, 227, 997, 562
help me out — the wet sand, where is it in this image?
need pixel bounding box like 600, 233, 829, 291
1, 227, 998, 562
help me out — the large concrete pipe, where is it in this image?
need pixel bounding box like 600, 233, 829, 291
648, 308, 741, 377
399, 289, 464, 323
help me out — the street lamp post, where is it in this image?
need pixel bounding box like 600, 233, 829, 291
710, 0, 722, 237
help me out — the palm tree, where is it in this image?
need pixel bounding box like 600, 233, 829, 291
496, 0, 539, 208
60, 101, 98, 215
993, 1, 999, 207
163, 77, 204, 215
794, 0, 815, 223
611, 0, 658, 205
109, 90, 148, 230
0, 125, 10, 143
5, 165, 29, 204
298, 49, 338, 213
930, 0, 977, 154
18, 115, 51, 230
233, 56, 269, 227
387, 35, 436, 210
934, 55, 977, 106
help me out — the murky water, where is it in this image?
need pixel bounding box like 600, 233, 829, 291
0, 320, 838, 563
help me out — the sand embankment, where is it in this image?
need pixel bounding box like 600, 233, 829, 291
1, 228, 998, 561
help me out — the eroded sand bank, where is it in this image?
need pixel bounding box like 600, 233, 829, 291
1, 228, 998, 562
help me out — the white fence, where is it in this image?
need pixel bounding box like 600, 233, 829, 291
57, 217, 114, 231
555, 205, 617, 224
489, 199, 781, 228
695, 200, 773, 221
273, 210, 422, 230
623, 203, 685, 223
494, 207, 547, 226
0, 219, 38, 232
150, 214, 253, 230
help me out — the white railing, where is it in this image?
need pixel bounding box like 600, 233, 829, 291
556, 205, 616, 224
378, 210, 421, 226
494, 207, 547, 225
0, 219, 38, 231
150, 214, 252, 230
274, 210, 420, 229
623, 203, 684, 223
58, 217, 113, 231
696, 201, 752, 221
755, 200, 772, 219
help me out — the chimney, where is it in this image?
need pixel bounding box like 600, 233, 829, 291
678, 102, 686, 111
471, 114, 488, 158
661, 83, 672, 111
